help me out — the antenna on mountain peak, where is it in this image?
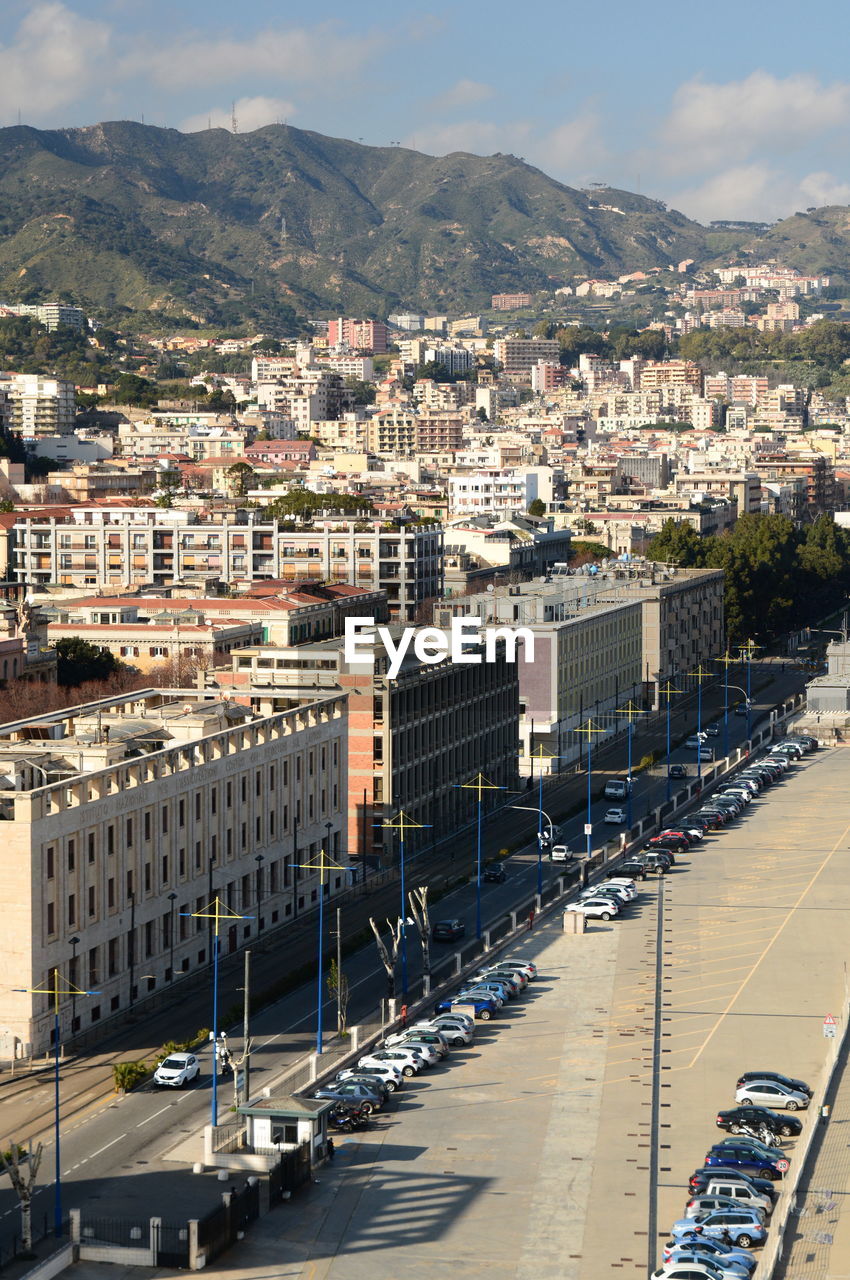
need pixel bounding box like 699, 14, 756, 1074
231, 101, 238, 134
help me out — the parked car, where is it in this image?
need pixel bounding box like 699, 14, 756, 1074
652, 1257, 746, 1280
717, 1105, 802, 1138
601, 877, 639, 898
484, 964, 529, 989
705, 1141, 789, 1180
685, 1189, 770, 1219
435, 994, 496, 1020
313, 1081, 384, 1115
432, 919, 465, 942
387, 1028, 449, 1056
688, 1177, 774, 1216
358, 1050, 423, 1077
609, 860, 648, 881
649, 831, 689, 851
335, 1069, 393, 1097
153, 1052, 201, 1089
580, 883, 634, 906
688, 1167, 777, 1206
504, 957, 538, 979
735, 1079, 810, 1110
670, 1208, 767, 1249
662, 1235, 757, 1274
384, 1038, 440, 1065
642, 852, 674, 875
483, 862, 507, 883
565, 897, 620, 920
604, 806, 628, 824
412, 1018, 473, 1047
736, 1070, 812, 1098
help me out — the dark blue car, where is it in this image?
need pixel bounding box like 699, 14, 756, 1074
705, 1141, 788, 1181
435, 993, 497, 1020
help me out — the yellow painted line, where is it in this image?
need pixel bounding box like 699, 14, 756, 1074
686, 813, 850, 1069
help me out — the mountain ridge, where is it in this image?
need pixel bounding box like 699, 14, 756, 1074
0, 119, 844, 325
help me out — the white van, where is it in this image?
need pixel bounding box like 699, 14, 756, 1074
603, 778, 630, 799
550, 845, 573, 862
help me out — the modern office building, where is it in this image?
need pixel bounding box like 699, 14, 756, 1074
0, 374, 76, 435
0, 688, 347, 1054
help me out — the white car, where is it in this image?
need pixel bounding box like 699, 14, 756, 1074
337, 1063, 403, 1091
594, 879, 638, 901
735, 1080, 810, 1111
359, 1049, 423, 1077
153, 1051, 200, 1088
385, 1028, 449, 1053
386, 1038, 440, 1065
565, 897, 620, 921
604, 877, 639, 897
654, 1254, 748, 1280
505, 958, 538, 979
604, 806, 628, 824
413, 1018, 473, 1046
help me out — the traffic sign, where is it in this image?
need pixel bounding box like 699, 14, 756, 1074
583, 823, 593, 836
824, 1013, 837, 1038
776, 1159, 790, 1173
824, 1014, 836, 1024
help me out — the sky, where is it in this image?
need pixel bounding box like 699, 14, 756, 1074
2, 0, 850, 225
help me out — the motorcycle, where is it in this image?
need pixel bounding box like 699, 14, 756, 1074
328, 1103, 368, 1133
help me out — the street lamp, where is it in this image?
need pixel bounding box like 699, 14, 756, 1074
14, 971, 99, 1237
183, 897, 252, 1126
687, 663, 713, 782
69, 936, 80, 1034
658, 680, 683, 802
128, 889, 136, 1012
716, 650, 737, 758
254, 854, 264, 936
526, 744, 563, 893
382, 811, 430, 996
167, 892, 177, 980
510, 803, 557, 895
738, 639, 758, 741
574, 719, 607, 860
454, 774, 506, 939
295, 847, 347, 1055
612, 701, 647, 827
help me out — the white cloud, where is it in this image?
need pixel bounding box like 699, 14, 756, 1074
126, 22, 382, 89
661, 71, 850, 174
180, 97, 296, 135
406, 110, 606, 185
670, 163, 850, 223
427, 79, 494, 113
0, 2, 110, 121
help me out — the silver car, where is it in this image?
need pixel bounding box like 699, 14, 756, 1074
735, 1080, 809, 1111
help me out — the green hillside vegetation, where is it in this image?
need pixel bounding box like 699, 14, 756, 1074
647, 513, 850, 645
0, 121, 712, 324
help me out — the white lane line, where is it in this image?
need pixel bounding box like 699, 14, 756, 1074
136, 1103, 173, 1128
87, 1134, 126, 1160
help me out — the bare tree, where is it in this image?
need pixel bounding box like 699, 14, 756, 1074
0, 1141, 42, 1255
369, 916, 402, 997
326, 959, 350, 1036
407, 886, 431, 990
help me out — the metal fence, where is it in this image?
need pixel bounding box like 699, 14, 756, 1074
268, 1142, 312, 1204
78, 1216, 149, 1247
153, 1220, 190, 1269
196, 1201, 231, 1266
0, 1212, 61, 1272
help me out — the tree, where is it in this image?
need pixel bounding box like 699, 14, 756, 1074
0, 1142, 42, 1256
646, 519, 707, 567
55, 638, 124, 687
326, 958, 350, 1036
264, 490, 372, 521
406, 887, 431, 992
227, 461, 254, 498
369, 916, 402, 999
527, 498, 546, 517
343, 377, 377, 406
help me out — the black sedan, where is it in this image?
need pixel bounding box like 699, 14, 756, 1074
716, 1105, 803, 1139
432, 919, 466, 942
736, 1070, 812, 1098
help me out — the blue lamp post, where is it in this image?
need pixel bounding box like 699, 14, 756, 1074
382, 810, 430, 997
15, 971, 99, 1237
687, 663, 713, 782
185, 897, 251, 1125
574, 718, 607, 859
716, 650, 737, 758
658, 679, 683, 801
455, 773, 506, 939
612, 700, 647, 827
739, 639, 758, 741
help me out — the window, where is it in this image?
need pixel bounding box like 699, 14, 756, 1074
46, 902, 55, 935
144, 812, 151, 841
88, 833, 95, 864
144, 862, 151, 893
226, 782, 232, 809
195, 794, 201, 821
46, 846, 54, 879
145, 921, 154, 957
107, 877, 115, 909
161, 855, 169, 884
179, 848, 185, 877
107, 825, 115, 856
67, 840, 75, 872
87, 886, 96, 918
67, 894, 76, 926
108, 938, 118, 976
126, 870, 133, 900
211, 788, 217, 815
241, 776, 247, 803
162, 806, 168, 834
178, 798, 185, 827
126, 818, 133, 848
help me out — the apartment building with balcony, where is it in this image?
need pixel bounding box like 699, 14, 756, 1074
13, 510, 442, 623
0, 689, 346, 1054
0, 374, 76, 436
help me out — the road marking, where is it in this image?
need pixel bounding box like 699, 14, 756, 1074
686, 812, 850, 1069
87, 1134, 126, 1160
136, 1103, 173, 1128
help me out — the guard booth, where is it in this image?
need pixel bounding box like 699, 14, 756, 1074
238, 1096, 335, 1164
